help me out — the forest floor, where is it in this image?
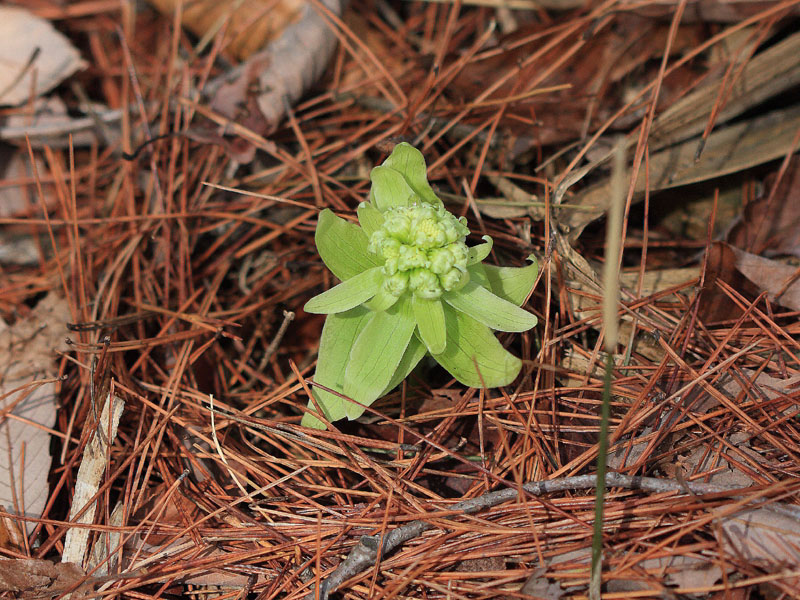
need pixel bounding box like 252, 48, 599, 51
1, 0, 800, 598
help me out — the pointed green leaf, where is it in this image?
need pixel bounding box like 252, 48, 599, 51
382, 142, 442, 207
444, 280, 537, 332
482, 255, 538, 306
370, 165, 416, 211
468, 263, 490, 288
357, 201, 384, 237
467, 235, 493, 265
344, 297, 416, 419
302, 307, 373, 429
364, 287, 400, 312
315, 209, 381, 281
432, 305, 522, 388
380, 336, 427, 396
412, 295, 446, 354
304, 266, 384, 314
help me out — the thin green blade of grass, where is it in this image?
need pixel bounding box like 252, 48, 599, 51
590, 140, 626, 599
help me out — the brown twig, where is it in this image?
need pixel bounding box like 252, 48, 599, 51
306, 473, 758, 600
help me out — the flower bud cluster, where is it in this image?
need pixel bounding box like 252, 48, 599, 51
368, 203, 470, 299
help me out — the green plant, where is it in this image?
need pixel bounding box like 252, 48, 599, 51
302, 143, 538, 429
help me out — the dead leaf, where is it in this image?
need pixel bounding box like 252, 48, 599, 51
0, 293, 70, 534
728, 156, 800, 258
607, 426, 653, 471
730, 247, 800, 311
0, 233, 43, 266
556, 234, 698, 367
206, 0, 342, 147
520, 567, 564, 599
608, 555, 723, 592
649, 30, 800, 150
0, 145, 56, 267
565, 105, 800, 239
699, 242, 763, 323
620, 0, 800, 22
1, 96, 121, 149
146, 0, 305, 62
689, 367, 800, 415
719, 504, 800, 581
0, 7, 85, 106
0, 145, 53, 218
0, 558, 84, 594
677, 444, 760, 488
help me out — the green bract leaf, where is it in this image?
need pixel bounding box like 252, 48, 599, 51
344, 297, 416, 419
304, 266, 384, 314
381, 336, 427, 396
412, 295, 446, 354
432, 305, 522, 388
382, 142, 442, 207
369, 165, 415, 211
467, 263, 490, 288
302, 307, 373, 429
483, 254, 538, 306
357, 201, 384, 237
315, 209, 380, 281
444, 280, 537, 332
467, 235, 493, 265
364, 287, 400, 312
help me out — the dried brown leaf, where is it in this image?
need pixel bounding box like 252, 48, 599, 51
690, 367, 800, 415
650, 30, 800, 149
720, 505, 800, 580
0, 7, 85, 106
566, 105, 800, 239
698, 242, 761, 322
0, 558, 84, 594
146, 0, 305, 61
207, 0, 342, 143
0, 293, 70, 534
620, 0, 800, 22
608, 555, 723, 592
1, 97, 120, 150
730, 247, 800, 311
520, 567, 565, 599
0, 146, 53, 217
728, 156, 800, 257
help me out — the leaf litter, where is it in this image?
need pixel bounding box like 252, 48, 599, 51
0, 1, 799, 599
0, 292, 70, 536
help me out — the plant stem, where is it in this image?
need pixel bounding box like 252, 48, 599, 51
589, 351, 614, 598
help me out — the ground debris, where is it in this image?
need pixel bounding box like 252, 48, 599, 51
0, 559, 86, 596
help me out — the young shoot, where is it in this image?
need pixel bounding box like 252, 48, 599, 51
302, 143, 538, 428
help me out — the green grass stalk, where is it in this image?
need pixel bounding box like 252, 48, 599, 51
589, 141, 627, 599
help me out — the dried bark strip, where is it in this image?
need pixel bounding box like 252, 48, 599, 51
61, 395, 125, 567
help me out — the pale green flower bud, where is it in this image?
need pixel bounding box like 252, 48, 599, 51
382, 210, 413, 242
369, 203, 472, 299
367, 230, 385, 255
383, 257, 399, 276
408, 268, 440, 299
440, 267, 467, 291
384, 271, 409, 296
398, 244, 427, 270
448, 242, 469, 266
428, 247, 454, 275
